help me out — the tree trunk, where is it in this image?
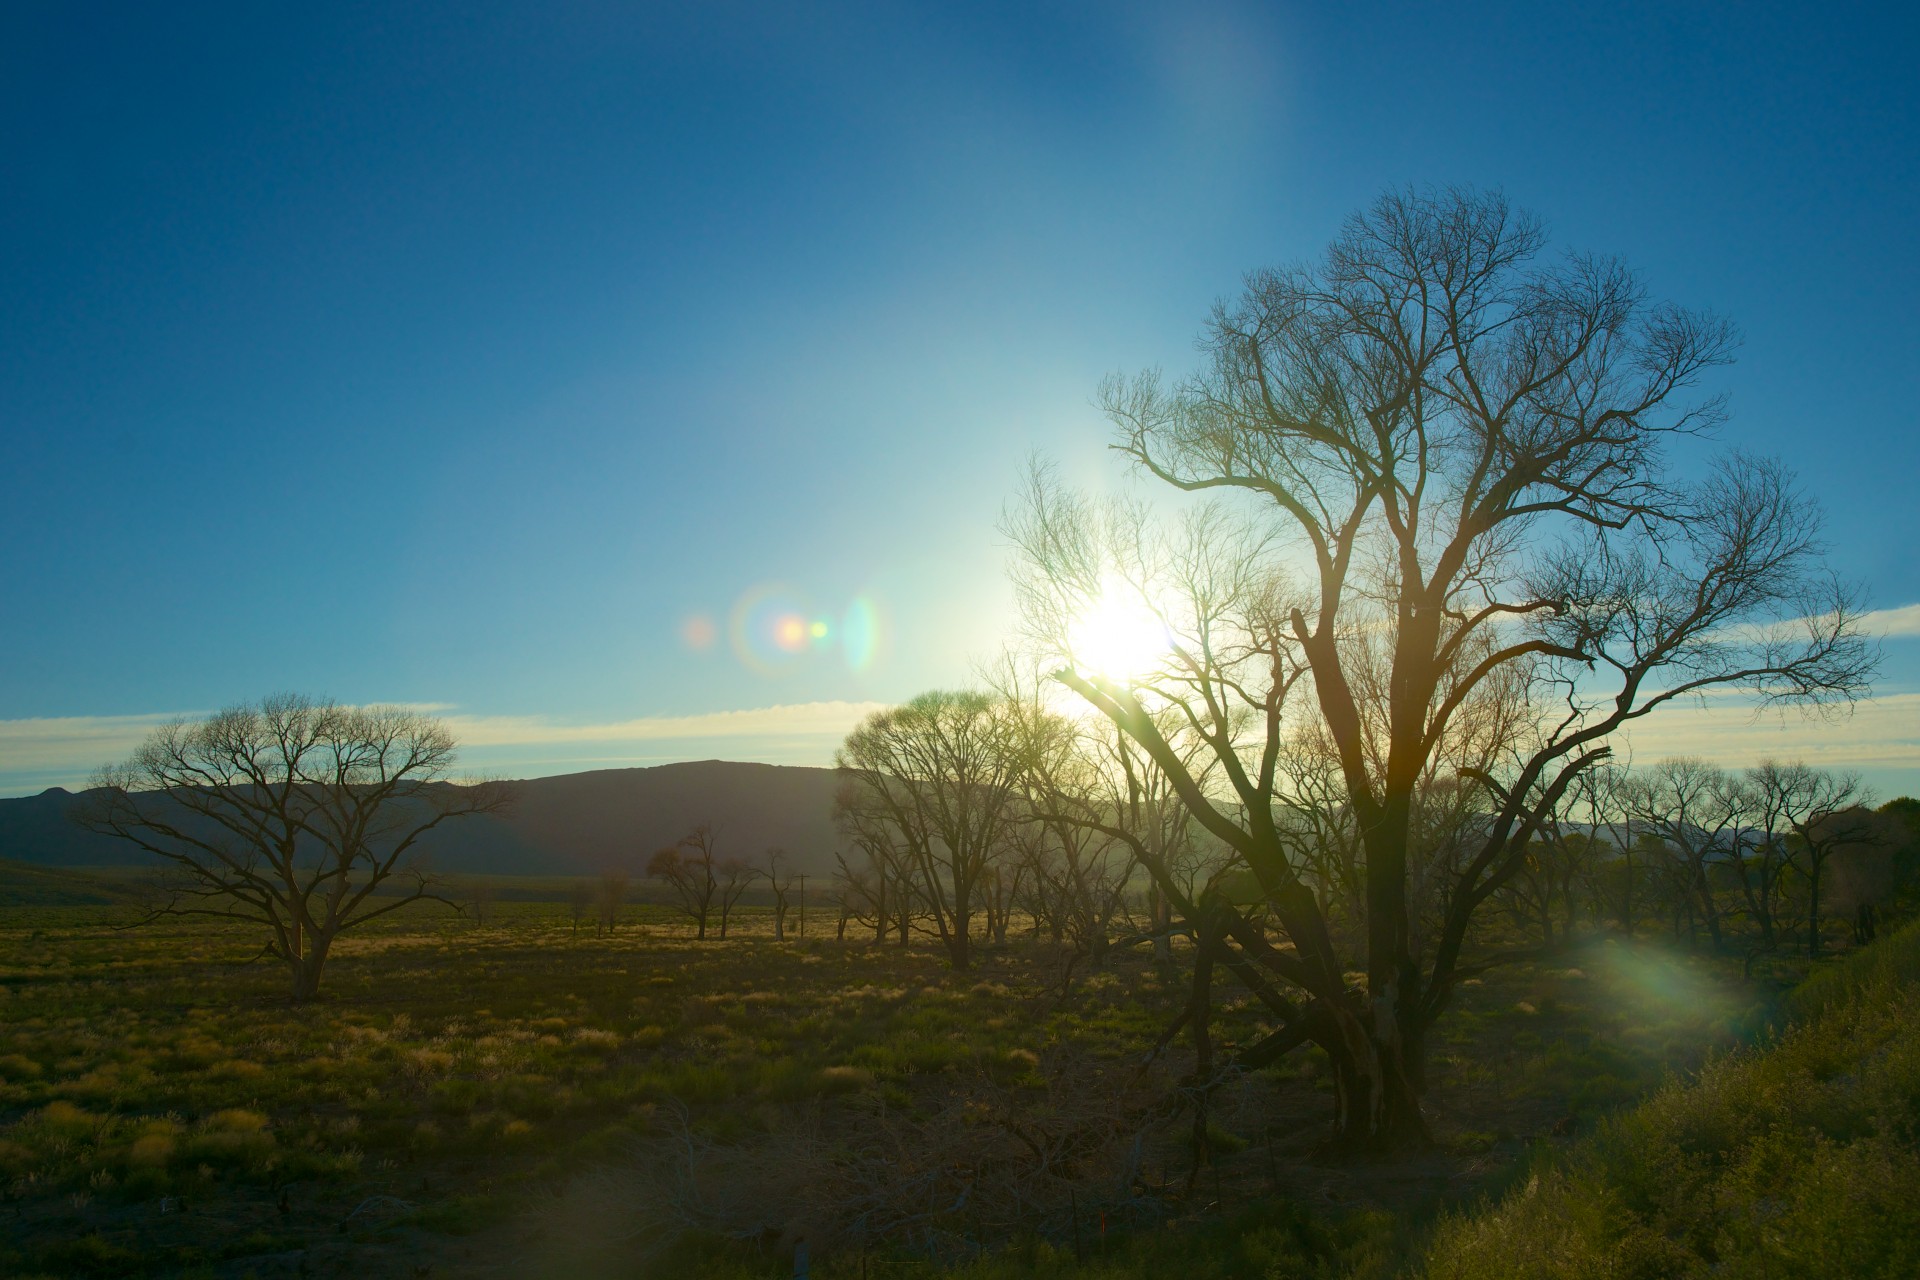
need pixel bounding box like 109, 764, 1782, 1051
1807, 859, 1824, 957
1854, 902, 1878, 946
290, 935, 333, 1004
948, 915, 971, 970
1619, 851, 1635, 932
1752, 867, 1776, 948
1322, 1001, 1429, 1150
1152, 886, 1172, 964
1698, 869, 1723, 950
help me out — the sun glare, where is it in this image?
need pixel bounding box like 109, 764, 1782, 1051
1066, 580, 1171, 682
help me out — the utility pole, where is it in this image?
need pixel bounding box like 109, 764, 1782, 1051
798, 874, 806, 937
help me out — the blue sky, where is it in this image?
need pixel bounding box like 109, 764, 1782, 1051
3, 1, 1916, 796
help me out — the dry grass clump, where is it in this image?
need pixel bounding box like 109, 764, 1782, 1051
405, 1047, 459, 1074
206, 1057, 266, 1079
0, 1053, 43, 1080
125, 1127, 177, 1166
814, 1065, 873, 1093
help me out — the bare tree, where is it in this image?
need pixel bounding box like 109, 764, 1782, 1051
1541, 801, 1612, 937
1006, 188, 1873, 1148
595, 868, 629, 935
763, 847, 797, 940
567, 878, 595, 939
836, 691, 1035, 969
833, 782, 919, 946
1730, 760, 1804, 949
465, 876, 498, 928
832, 846, 894, 944
1008, 704, 1146, 964
713, 857, 760, 939
649, 826, 716, 939
1623, 759, 1748, 949
1761, 765, 1872, 956
1564, 763, 1637, 931
75, 694, 507, 1002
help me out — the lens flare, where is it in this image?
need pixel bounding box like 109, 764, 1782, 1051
842, 596, 883, 672
679, 613, 718, 651
723, 586, 887, 675
730, 585, 819, 674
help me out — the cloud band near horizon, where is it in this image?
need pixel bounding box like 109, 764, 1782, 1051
0, 700, 889, 797
2, 686, 1916, 801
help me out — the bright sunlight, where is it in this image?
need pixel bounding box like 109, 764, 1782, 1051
1066, 578, 1172, 682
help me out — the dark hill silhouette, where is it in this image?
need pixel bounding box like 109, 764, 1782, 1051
0, 857, 154, 907
0, 761, 846, 877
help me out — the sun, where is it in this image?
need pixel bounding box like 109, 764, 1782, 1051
1066, 579, 1171, 682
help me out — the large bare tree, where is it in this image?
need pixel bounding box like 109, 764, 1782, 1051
1007, 187, 1872, 1148
76, 694, 506, 1002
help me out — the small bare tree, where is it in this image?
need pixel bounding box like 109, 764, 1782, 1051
75, 694, 507, 1002
567, 878, 595, 939
834, 785, 916, 945
595, 868, 629, 935
1763, 765, 1872, 955
763, 847, 797, 940
1623, 759, 1749, 949
714, 857, 760, 939
466, 876, 498, 928
648, 823, 723, 939
1735, 761, 1802, 950
1008, 705, 1142, 964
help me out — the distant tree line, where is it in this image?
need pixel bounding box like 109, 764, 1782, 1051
826, 682, 1917, 971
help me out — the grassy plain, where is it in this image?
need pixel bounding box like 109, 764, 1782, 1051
0, 879, 1803, 1278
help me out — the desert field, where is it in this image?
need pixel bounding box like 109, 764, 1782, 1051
0, 884, 1779, 1278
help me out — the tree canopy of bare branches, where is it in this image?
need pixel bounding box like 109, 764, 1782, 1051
836, 691, 1037, 970
74, 694, 506, 1002
1005, 187, 1874, 1148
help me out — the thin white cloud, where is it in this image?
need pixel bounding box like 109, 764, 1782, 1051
439, 702, 887, 747
0, 701, 887, 796
1858, 603, 1920, 639
1617, 692, 1920, 773
0, 712, 194, 776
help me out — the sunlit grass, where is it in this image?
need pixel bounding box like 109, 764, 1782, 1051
1422, 919, 1920, 1279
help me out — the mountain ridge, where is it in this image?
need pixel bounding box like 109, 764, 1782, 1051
0, 759, 848, 877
